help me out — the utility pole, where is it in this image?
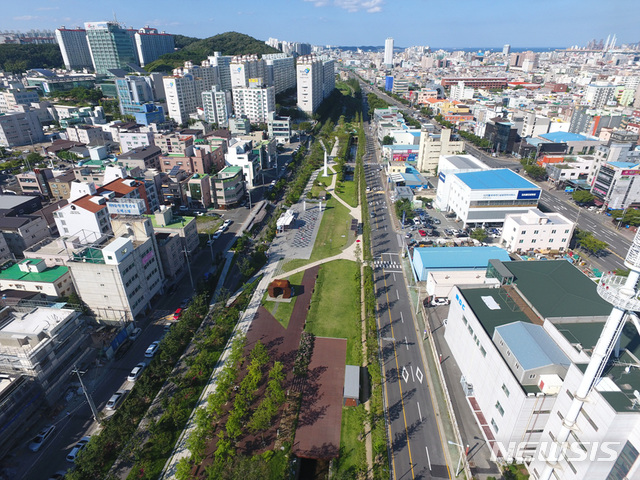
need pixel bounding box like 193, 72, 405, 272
182, 247, 196, 292
72, 365, 100, 424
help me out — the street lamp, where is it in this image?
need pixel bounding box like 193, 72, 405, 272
448, 440, 469, 477
72, 365, 101, 425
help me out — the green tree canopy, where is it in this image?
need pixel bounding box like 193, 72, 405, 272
0, 44, 63, 72
576, 230, 608, 256
471, 228, 488, 242
382, 135, 394, 145
572, 190, 595, 204
524, 164, 547, 181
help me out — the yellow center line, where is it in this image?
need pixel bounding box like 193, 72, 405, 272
382, 266, 415, 479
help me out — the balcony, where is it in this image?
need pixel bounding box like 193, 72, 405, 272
597, 274, 640, 311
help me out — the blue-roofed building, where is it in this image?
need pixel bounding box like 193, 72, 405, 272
439, 168, 541, 226
411, 246, 510, 281
537, 131, 602, 156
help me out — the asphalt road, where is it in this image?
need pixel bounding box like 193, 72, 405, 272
363, 101, 451, 478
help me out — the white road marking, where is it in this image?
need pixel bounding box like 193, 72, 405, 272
405, 336, 409, 350
415, 367, 424, 384
400, 311, 404, 323
393, 273, 396, 281
417, 402, 422, 422
396, 289, 400, 300
426, 447, 432, 470
401, 366, 409, 383
410, 365, 415, 382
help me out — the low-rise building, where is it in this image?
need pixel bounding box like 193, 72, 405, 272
154, 231, 184, 284
53, 192, 112, 244
267, 112, 291, 143
116, 145, 161, 170
49, 171, 76, 201
66, 124, 105, 145
212, 165, 245, 209
16, 168, 54, 199
501, 209, 575, 254
187, 174, 212, 209
0, 215, 49, 258
411, 246, 510, 282
146, 207, 198, 253
0, 259, 74, 297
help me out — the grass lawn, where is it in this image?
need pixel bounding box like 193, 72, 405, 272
335, 179, 358, 207
281, 196, 354, 273
261, 270, 305, 329
305, 259, 361, 364
335, 405, 367, 477
195, 215, 222, 234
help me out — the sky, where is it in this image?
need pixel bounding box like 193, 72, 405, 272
2, 0, 639, 49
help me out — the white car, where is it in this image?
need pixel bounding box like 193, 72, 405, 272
212, 230, 222, 240
128, 327, 142, 342
430, 297, 450, 307
29, 425, 56, 452
223, 219, 232, 228
66, 436, 91, 463
106, 390, 126, 410
145, 341, 160, 358
127, 362, 146, 382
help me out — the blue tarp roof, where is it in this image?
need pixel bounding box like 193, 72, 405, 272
495, 322, 570, 370
413, 246, 510, 269
454, 169, 538, 190
539, 132, 588, 143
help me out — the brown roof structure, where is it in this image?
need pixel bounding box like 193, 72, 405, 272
72, 195, 107, 213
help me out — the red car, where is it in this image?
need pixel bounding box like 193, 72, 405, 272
418, 229, 427, 237
173, 308, 183, 320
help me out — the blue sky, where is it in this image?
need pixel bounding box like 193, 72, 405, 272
2, 0, 639, 48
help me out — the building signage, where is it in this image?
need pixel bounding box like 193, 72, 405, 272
439, 172, 446, 183
107, 199, 145, 215
455, 292, 466, 311
517, 190, 541, 200
621, 170, 639, 176
141, 251, 154, 266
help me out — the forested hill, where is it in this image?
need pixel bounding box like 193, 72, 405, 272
145, 31, 280, 72
0, 44, 63, 73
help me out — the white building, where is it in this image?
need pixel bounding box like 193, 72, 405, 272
232, 82, 275, 124
0, 87, 40, 114
384, 37, 394, 67
0, 259, 74, 297
118, 131, 153, 153
263, 53, 296, 94
585, 84, 617, 109
163, 74, 202, 125
53, 190, 112, 243
0, 111, 45, 147
296, 55, 333, 115
208, 52, 232, 91
521, 112, 551, 138
322, 58, 335, 97
202, 86, 232, 127
55, 27, 93, 70
450, 81, 474, 101
435, 154, 488, 210
267, 112, 291, 143
225, 138, 262, 187
230, 54, 266, 88
439, 168, 541, 227
501, 209, 575, 253
416, 128, 465, 174
591, 161, 640, 209
134, 27, 174, 67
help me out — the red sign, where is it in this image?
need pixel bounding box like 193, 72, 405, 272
621, 170, 639, 176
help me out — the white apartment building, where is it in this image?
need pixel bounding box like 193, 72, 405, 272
322, 58, 335, 97
225, 138, 262, 187
201, 86, 232, 127
230, 55, 265, 88
521, 112, 551, 138
263, 53, 296, 94
416, 128, 464, 174
232, 83, 275, 124
501, 209, 575, 253
53, 192, 112, 243
68, 223, 164, 322
296, 55, 325, 115
0, 111, 45, 147
585, 84, 617, 109
119, 131, 153, 153
134, 27, 174, 67
449, 81, 474, 101
55, 27, 93, 70
0, 87, 40, 114
163, 73, 202, 125
384, 37, 394, 67
66, 124, 105, 145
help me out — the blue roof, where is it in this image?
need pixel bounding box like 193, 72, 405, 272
495, 322, 570, 371
539, 132, 588, 143
526, 138, 551, 147
413, 246, 510, 269
454, 169, 538, 190
409, 131, 421, 137
388, 145, 419, 151
608, 162, 639, 169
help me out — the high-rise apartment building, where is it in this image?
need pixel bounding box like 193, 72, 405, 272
202, 86, 232, 127
230, 54, 266, 88
384, 37, 394, 67
502, 44, 511, 56
232, 82, 275, 124
296, 55, 334, 115
134, 26, 175, 67
209, 52, 233, 91
85, 21, 139, 75
163, 74, 203, 125
263, 53, 296, 94
115, 74, 158, 115
55, 27, 93, 70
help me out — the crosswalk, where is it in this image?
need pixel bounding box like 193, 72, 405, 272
373, 260, 401, 269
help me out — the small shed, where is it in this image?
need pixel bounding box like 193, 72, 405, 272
343, 365, 360, 406
268, 279, 292, 299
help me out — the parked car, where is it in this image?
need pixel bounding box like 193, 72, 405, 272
431, 297, 450, 307
66, 436, 91, 463
405, 232, 412, 239
432, 218, 441, 224
145, 341, 160, 358
29, 425, 56, 452
128, 327, 142, 342
212, 230, 222, 240
173, 308, 183, 320
127, 362, 146, 382
106, 390, 126, 410
418, 229, 427, 237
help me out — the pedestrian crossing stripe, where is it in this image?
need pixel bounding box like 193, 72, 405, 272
373, 262, 401, 268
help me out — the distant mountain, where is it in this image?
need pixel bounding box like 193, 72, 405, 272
145, 31, 280, 72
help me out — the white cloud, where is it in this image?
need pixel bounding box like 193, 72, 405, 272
13, 15, 39, 21
36, 6, 59, 11
304, 0, 382, 12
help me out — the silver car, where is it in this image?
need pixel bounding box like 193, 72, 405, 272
28, 425, 56, 452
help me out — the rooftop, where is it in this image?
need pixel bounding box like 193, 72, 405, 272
459, 286, 532, 337
454, 168, 538, 190
0, 307, 76, 338
496, 321, 570, 371
0, 195, 39, 210
443, 154, 487, 171
0, 263, 69, 283
539, 132, 589, 143
608, 161, 639, 170
505, 260, 611, 319
145, 214, 194, 230
414, 246, 511, 270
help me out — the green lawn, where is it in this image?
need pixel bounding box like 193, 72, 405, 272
335, 405, 367, 477
305, 259, 361, 364
195, 215, 222, 234
335, 179, 358, 207
261, 270, 305, 329
281, 196, 354, 273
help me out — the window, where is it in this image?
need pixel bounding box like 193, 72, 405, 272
535, 410, 551, 414
580, 409, 599, 431
566, 389, 574, 400
534, 230, 539, 234
551, 229, 556, 234
495, 401, 504, 416
502, 384, 510, 397
480, 346, 487, 357
565, 229, 570, 233
529, 374, 536, 379
608, 441, 639, 480
491, 418, 499, 433
561, 238, 567, 242
515, 363, 520, 369
521, 230, 526, 234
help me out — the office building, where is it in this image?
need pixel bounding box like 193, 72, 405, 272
263, 53, 296, 94
84, 21, 138, 75
55, 27, 93, 70
202, 86, 232, 127
68, 217, 164, 322
115, 74, 163, 116
0, 111, 45, 147
230, 55, 265, 88
384, 37, 394, 67
500, 209, 575, 253
232, 82, 275, 124
591, 161, 640, 209
296, 55, 333, 115
134, 27, 174, 67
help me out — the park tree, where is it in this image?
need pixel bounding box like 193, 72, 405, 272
524, 164, 547, 181
576, 230, 608, 256
471, 228, 488, 243
572, 190, 595, 205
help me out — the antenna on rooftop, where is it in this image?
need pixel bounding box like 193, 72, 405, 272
540, 230, 640, 479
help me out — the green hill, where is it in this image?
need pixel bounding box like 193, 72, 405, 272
0, 44, 63, 73
145, 31, 281, 72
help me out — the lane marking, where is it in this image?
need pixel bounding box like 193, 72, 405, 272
410, 365, 415, 382
417, 402, 422, 422
426, 447, 432, 471
416, 367, 424, 384
402, 366, 409, 383
397, 289, 400, 300
405, 336, 409, 350
400, 311, 404, 323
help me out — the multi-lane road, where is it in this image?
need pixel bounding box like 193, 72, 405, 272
362, 95, 452, 479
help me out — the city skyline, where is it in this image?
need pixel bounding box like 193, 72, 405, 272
1, 0, 638, 49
